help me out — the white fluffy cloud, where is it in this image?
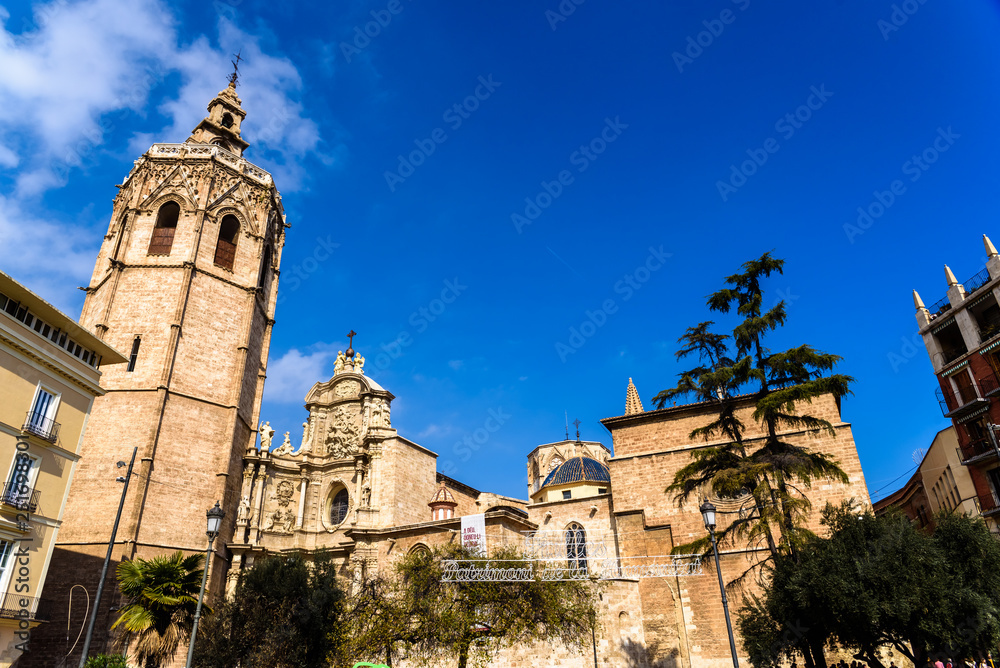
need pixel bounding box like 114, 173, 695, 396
262, 345, 339, 404
0, 0, 330, 309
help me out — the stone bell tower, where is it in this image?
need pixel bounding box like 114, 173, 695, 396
28, 75, 286, 666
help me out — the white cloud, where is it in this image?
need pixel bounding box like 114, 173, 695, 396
262, 345, 338, 404
0, 0, 333, 305
448, 359, 464, 371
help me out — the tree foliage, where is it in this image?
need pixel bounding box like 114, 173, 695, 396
113, 551, 207, 668
192, 553, 344, 668
738, 503, 1000, 668
656, 253, 853, 567
341, 544, 599, 668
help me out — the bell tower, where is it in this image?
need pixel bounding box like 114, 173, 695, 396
28, 77, 287, 665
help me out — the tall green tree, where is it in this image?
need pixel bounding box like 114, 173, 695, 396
739, 503, 1000, 668
343, 544, 598, 668
113, 550, 207, 668
193, 553, 344, 668
657, 253, 852, 561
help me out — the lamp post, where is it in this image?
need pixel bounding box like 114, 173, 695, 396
185, 501, 224, 668
78, 448, 137, 668
701, 499, 739, 668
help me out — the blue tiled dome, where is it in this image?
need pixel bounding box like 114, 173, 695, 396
541, 456, 610, 489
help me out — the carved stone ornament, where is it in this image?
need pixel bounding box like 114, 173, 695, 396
275, 480, 295, 507
262, 507, 294, 534
325, 404, 362, 459
272, 431, 296, 457
334, 379, 360, 398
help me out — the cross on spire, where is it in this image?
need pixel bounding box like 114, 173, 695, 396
347, 330, 357, 348
227, 50, 245, 87
573, 419, 581, 441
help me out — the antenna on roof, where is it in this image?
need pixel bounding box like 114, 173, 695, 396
564, 411, 569, 441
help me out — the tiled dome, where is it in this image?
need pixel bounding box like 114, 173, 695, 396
429, 483, 457, 506
541, 456, 610, 489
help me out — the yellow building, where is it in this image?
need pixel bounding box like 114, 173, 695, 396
0, 272, 125, 665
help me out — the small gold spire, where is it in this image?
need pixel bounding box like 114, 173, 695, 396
945, 265, 959, 287
985, 235, 999, 258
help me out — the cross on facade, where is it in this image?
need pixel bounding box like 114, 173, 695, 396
346, 330, 357, 348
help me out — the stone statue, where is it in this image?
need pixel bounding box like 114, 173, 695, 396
362, 484, 371, 507
334, 351, 346, 374
300, 421, 309, 449
259, 421, 274, 452
282, 508, 294, 533
273, 432, 294, 456
354, 354, 365, 375
236, 495, 250, 523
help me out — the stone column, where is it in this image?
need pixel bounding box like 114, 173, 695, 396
297, 477, 308, 528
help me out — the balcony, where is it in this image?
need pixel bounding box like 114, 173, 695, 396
976, 491, 1000, 517
965, 267, 993, 296
929, 296, 952, 319
0, 592, 41, 620
959, 437, 999, 465
936, 377, 995, 418
21, 411, 59, 443
0, 483, 39, 513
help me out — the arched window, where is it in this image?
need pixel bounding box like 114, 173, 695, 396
331, 488, 349, 525
221, 113, 234, 129
258, 244, 272, 289
147, 202, 180, 255
566, 523, 587, 572
112, 214, 127, 261
214, 215, 240, 271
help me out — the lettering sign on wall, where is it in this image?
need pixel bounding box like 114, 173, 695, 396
461, 513, 486, 555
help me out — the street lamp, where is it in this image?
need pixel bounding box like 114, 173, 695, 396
185, 501, 224, 668
700, 499, 739, 668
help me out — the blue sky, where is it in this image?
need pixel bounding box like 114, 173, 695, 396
2, 0, 999, 502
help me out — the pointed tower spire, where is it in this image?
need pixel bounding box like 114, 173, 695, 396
986, 235, 999, 258
625, 377, 644, 415
945, 265, 959, 287
913, 290, 926, 310
187, 67, 250, 157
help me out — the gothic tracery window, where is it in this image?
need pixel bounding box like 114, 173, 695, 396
147, 202, 179, 256
214, 215, 239, 271
331, 488, 349, 525
566, 522, 587, 572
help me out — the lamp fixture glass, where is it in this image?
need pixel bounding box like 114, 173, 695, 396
700, 499, 717, 532
206, 501, 224, 537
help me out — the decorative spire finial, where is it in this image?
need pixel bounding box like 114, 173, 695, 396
625, 377, 644, 415
913, 290, 926, 310
572, 418, 582, 441
227, 50, 244, 88
986, 235, 999, 258
345, 329, 357, 358
945, 265, 959, 287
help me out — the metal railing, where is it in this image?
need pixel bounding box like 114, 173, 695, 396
964, 267, 993, 296
935, 372, 998, 416
0, 592, 41, 620
21, 411, 59, 443
929, 297, 952, 318
0, 482, 39, 513
958, 437, 999, 464
977, 491, 1000, 516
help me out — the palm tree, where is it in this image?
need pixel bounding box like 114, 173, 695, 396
112, 550, 208, 668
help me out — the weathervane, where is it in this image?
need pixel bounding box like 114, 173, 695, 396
227, 50, 245, 87
573, 419, 581, 441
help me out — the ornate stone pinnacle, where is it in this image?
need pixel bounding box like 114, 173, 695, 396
986, 235, 999, 258
625, 377, 644, 415
945, 265, 959, 287
913, 290, 926, 311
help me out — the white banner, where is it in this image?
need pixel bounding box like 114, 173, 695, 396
461, 513, 486, 555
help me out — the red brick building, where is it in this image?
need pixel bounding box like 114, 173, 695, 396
914, 236, 1000, 531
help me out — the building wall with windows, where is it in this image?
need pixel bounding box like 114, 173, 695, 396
0, 271, 125, 666
914, 235, 1000, 532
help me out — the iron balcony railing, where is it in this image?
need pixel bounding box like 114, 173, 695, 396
21, 411, 59, 443
0, 592, 41, 620
964, 267, 993, 296
958, 437, 999, 465
977, 491, 1000, 517
935, 372, 999, 417
929, 297, 952, 318
0, 482, 39, 513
